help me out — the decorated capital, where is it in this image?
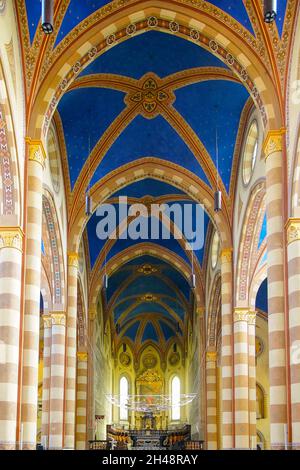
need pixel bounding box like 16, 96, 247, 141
77, 351, 88, 362
263, 129, 286, 160
51, 312, 66, 326
286, 218, 300, 245
68, 252, 79, 268
26, 138, 46, 168
0, 227, 24, 251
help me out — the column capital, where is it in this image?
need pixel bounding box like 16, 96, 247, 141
234, 308, 256, 324
89, 308, 97, 321
51, 312, 66, 326
0, 227, 24, 251
248, 311, 257, 325
206, 351, 217, 362
25, 138, 46, 168
234, 308, 249, 323
68, 252, 79, 268
196, 306, 205, 317
43, 314, 52, 329
263, 128, 286, 159
221, 248, 232, 263
286, 218, 300, 245
77, 351, 88, 362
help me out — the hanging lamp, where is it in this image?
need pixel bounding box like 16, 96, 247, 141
41, 0, 54, 34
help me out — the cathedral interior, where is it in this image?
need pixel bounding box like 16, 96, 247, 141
0, 0, 300, 451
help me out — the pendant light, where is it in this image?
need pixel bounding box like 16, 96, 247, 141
264, 0, 277, 23
103, 246, 108, 289
41, 0, 54, 34
214, 126, 222, 213
191, 248, 196, 289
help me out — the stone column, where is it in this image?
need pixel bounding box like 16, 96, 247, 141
248, 311, 257, 449
21, 139, 46, 449
49, 312, 66, 449
75, 352, 88, 450
220, 248, 233, 449
87, 310, 96, 442
0, 228, 23, 449
286, 218, 300, 449
63, 253, 78, 449
206, 350, 217, 449
263, 130, 288, 449
41, 315, 52, 449
233, 309, 249, 449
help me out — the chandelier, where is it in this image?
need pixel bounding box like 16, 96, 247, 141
105, 394, 197, 413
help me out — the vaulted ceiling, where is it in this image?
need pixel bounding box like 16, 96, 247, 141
21, 0, 286, 347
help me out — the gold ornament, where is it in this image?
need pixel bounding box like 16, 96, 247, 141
206, 351, 217, 362
263, 129, 286, 159
43, 314, 52, 329
68, 252, 79, 268
0, 227, 23, 251
51, 312, 66, 326
26, 138, 46, 168
221, 248, 232, 263
77, 352, 88, 362
286, 219, 300, 245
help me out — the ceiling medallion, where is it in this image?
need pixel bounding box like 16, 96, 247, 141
125, 73, 175, 119
137, 264, 158, 275
140, 293, 158, 302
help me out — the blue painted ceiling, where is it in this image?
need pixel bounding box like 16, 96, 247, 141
57, 31, 249, 193
107, 255, 191, 343
23, 1, 285, 347
86, 193, 209, 268
26, 0, 274, 45
258, 214, 267, 249
255, 278, 268, 314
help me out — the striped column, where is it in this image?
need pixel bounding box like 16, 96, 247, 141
264, 130, 288, 449
286, 219, 300, 449
87, 310, 96, 442
21, 139, 46, 449
41, 315, 52, 449
0, 228, 23, 449
206, 350, 217, 449
76, 352, 88, 450
220, 248, 233, 449
248, 312, 257, 449
49, 312, 66, 449
233, 309, 249, 449
63, 253, 78, 449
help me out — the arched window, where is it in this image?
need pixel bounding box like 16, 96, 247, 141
171, 376, 180, 421
120, 376, 129, 421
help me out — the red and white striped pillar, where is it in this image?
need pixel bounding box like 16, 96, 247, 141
286, 218, 300, 449
49, 312, 66, 449
206, 350, 218, 449
41, 314, 52, 448
233, 308, 249, 449
220, 248, 233, 449
0, 228, 23, 449
75, 352, 88, 450
63, 253, 78, 449
263, 129, 288, 449
20, 139, 46, 449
